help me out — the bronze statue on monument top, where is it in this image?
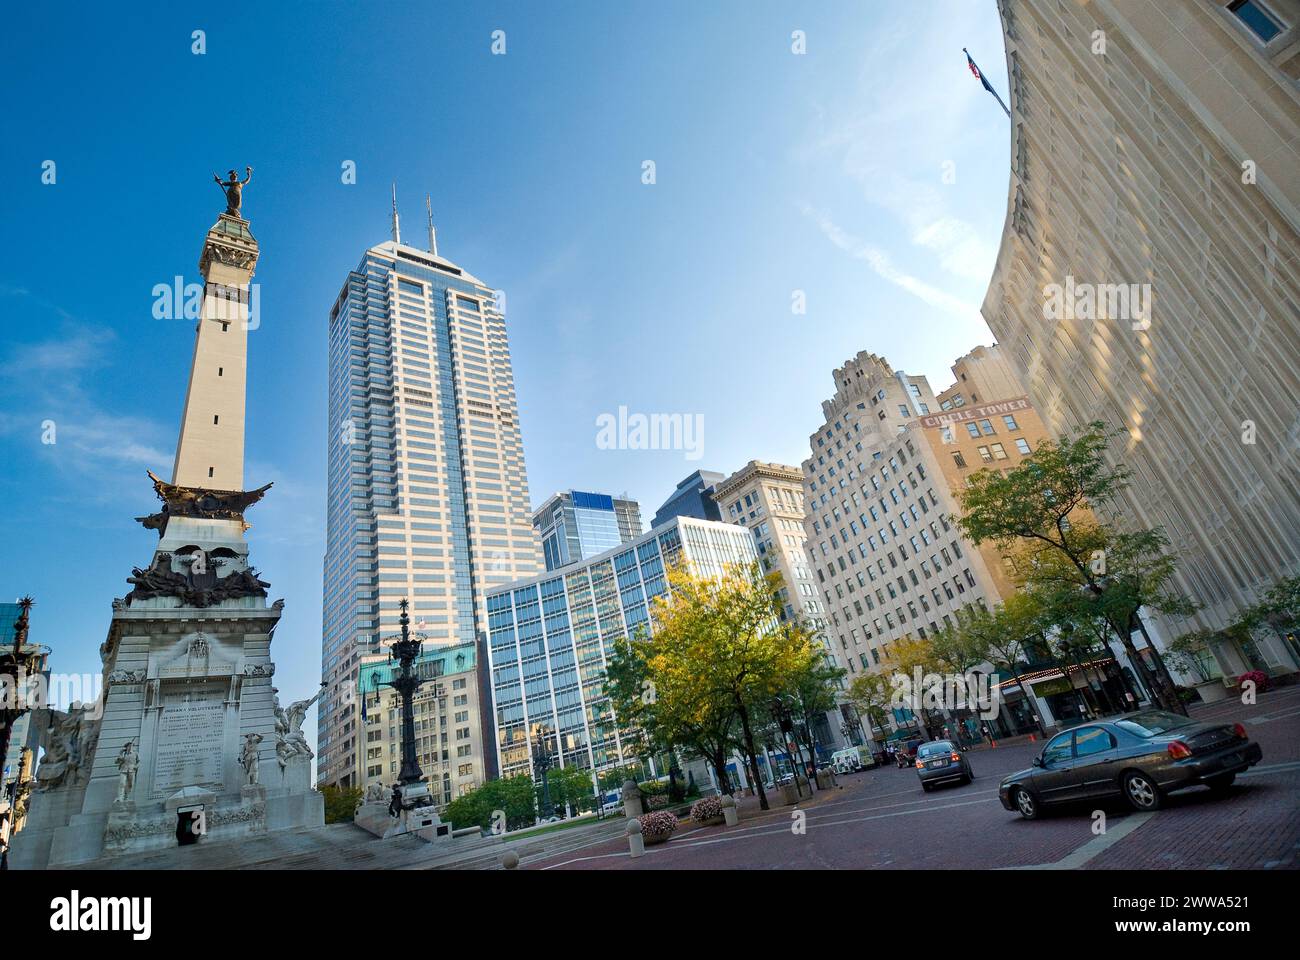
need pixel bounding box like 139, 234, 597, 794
213, 166, 253, 218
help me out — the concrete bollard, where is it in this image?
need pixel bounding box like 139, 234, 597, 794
622, 779, 644, 819
721, 793, 739, 826
781, 782, 800, 806
627, 818, 645, 859
501, 849, 519, 870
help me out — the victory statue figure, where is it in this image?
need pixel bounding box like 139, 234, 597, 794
213, 166, 253, 218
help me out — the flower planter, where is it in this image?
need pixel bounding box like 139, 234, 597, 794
637, 810, 678, 845
1194, 678, 1230, 703
689, 796, 725, 826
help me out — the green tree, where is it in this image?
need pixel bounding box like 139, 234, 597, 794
443, 774, 538, 832
779, 650, 847, 784
1162, 628, 1220, 684
596, 764, 642, 794
640, 561, 821, 810
957, 421, 1187, 713
847, 672, 892, 744
930, 612, 994, 741
882, 634, 942, 738
953, 594, 1049, 735
1244, 574, 1300, 628
1238, 574, 1300, 666
546, 764, 597, 815
320, 784, 363, 824
606, 632, 737, 795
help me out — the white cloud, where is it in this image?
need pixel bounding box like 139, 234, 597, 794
803, 206, 982, 322
796, 2, 1005, 295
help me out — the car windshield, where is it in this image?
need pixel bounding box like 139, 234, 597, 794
917, 741, 954, 757
1114, 711, 1194, 738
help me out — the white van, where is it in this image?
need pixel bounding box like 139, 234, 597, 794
830, 748, 863, 774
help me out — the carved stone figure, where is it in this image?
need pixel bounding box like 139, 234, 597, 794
35, 708, 92, 791
239, 733, 263, 785
107, 668, 146, 684
273, 684, 324, 768
125, 551, 270, 608
363, 781, 389, 803
115, 740, 139, 802
213, 166, 253, 217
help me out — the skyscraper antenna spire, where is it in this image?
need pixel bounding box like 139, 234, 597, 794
426, 194, 438, 257
391, 182, 401, 244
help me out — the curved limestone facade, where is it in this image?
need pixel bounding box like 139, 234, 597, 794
981, 0, 1300, 672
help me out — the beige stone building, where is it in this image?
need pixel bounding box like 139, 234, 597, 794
320, 225, 542, 788
712, 461, 821, 626
981, 0, 1300, 678
936, 344, 1028, 413
800, 353, 1006, 687
358, 642, 484, 808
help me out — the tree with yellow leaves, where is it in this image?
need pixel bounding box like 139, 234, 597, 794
640, 560, 822, 811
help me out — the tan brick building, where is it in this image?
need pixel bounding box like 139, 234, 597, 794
917, 393, 1053, 602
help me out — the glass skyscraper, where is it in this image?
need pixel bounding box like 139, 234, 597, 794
484, 516, 757, 782
650, 470, 726, 528
320, 232, 542, 788
532, 490, 642, 571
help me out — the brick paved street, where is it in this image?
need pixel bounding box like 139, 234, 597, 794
525, 687, 1300, 870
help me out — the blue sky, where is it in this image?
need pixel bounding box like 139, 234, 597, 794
0, 1, 1010, 754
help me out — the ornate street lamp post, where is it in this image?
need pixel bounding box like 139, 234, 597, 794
373, 599, 440, 823
531, 724, 556, 820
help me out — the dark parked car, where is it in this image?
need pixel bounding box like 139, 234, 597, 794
895, 738, 923, 768
915, 740, 974, 791
999, 710, 1263, 819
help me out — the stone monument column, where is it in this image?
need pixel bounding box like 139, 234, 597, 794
9, 170, 325, 870
172, 199, 259, 491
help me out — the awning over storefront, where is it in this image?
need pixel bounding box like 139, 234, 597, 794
993, 657, 1116, 692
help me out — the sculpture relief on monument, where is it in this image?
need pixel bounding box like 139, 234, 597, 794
8, 172, 325, 869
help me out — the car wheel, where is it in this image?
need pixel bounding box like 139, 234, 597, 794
961, 773, 972, 785
1206, 773, 1236, 794
1014, 787, 1039, 820
921, 782, 932, 792
1123, 771, 1163, 811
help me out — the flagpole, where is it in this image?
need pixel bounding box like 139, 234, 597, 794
963, 47, 1011, 118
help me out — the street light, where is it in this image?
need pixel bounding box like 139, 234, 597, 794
531, 724, 556, 820
375, 599, 435, 815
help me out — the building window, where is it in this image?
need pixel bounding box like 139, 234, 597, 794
977, 445, 993, 462
951, 452, 966, 469
1002, 414, 1019, 431
965, 422, 981, 439
1228, 0, 1284, 42
990, 442, 1008, 460
1015, 438, 1031, 455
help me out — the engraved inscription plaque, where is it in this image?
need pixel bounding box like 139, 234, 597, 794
152, 682, 227, 797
